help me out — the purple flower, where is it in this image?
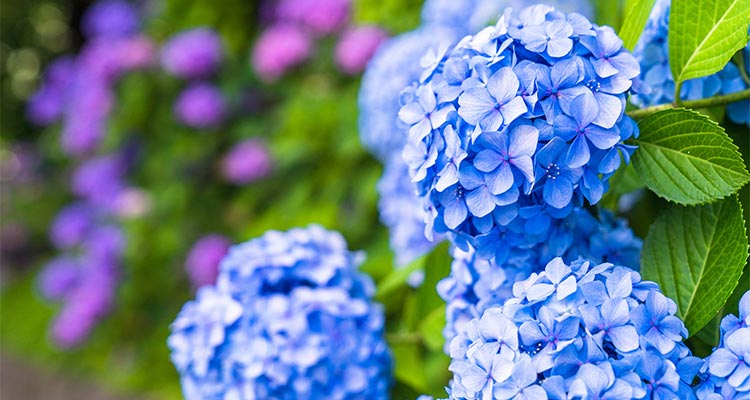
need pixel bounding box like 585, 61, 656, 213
49, 203, 95, 250
26, 57, 75, 126
173, 83, 226, 128
60, 77, 113, 156
71, 154, 127, 209
276, 0, 350, 35
161, 28, 223, 79
334, 26, 388, 75
185, 235, 232, 288
50, 263, 118, 348
37, 257, 80, 300
70, 158, 125, 213
220, 139, 272, 184
251, 24, 312, 82
81, 0, 140, 39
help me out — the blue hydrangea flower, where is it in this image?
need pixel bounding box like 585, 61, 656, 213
631, 0, 750, 127
443, 258, 697, 400
695, 291, 750, 399
421, 0, 594, 34
399, 6, 641, 259
359, 27, 457, 162
438, 208, 642, 347
168, 225, 392, 399
377, 155, 443, 268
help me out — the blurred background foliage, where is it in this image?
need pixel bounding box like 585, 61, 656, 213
0, 0, 747, 399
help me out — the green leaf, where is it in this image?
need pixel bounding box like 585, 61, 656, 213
641, 195, 749, 335
391, 342, 427, 391
416, 242, 451, 319
632, 109, 750, 205
418, 306, 446, 352
669, 0, 750, 82
619, 0, 658, 50
375, 255, 425, 301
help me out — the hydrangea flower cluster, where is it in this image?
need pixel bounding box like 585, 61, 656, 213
220, 138, 273, 185
173, 83, 226, 128
334, 26, 388, 75
36, 151, 141, 347
360, 1, 485, 267
39, 201, 125, 347
275, 0, 350, 36
399, 5, 641, 257
252, 24, 313, 82
161, 28, 228, 129
252, 0, 386, 81
420, 0, 593, 36
439, 208, 642, 345
631, 0, 750, 126
27, 1, 154, 156
185, 234, 232, 288
445, 258, 699, 400
161, 28, 223, 79
168, 225, 392, 399
694, 291, 750, 399
363, 1, 596, 269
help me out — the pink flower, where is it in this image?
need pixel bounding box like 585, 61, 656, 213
335, 26, 388, 75
173, 83, 226, 128
221, 139, 272, 184
251, 24, 312, 82
185, 235, 232, 288
276, 0, 350, 35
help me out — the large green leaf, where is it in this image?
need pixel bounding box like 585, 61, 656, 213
641, 196, 748, 335
619, 0, 658, 50
632, 109, 750, 205
669, 0, 750, 82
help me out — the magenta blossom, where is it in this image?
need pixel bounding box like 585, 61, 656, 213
161, 28, 223, 79
173, 83, 226, 128
276, 0, 350, 35
220, 139, 272, 184
335, 26, 388, 75
251, 24, 312, 82
185, 235, 232, 288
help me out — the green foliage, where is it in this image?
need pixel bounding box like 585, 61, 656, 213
641, 195, 749, 336
619, 0, 658, 50
632, 109, 750, 205
668, 0, 750, 83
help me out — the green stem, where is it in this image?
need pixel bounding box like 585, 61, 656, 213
733, 52, 750, 86
674, 81, 684, 106
386, 332, 422, 344
627, 89, 750, 119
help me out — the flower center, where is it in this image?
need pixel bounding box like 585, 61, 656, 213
545, 163, 562, 180
586, 79, 600, 92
